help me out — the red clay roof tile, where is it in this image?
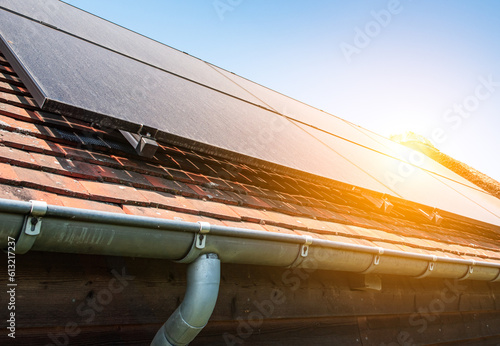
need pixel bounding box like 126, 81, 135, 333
261, 224, 301, 236
319, 233, 372, 246
371, 241, 406, 252
136, 190, 196, 213
0, 71, 23, 86
162, 167, 194, 183
0, 92, 38, 110
0, 80, 28, 95
79, 180, 145, 205
0, 184, 26, 200
186, 198, 241, 222
0, 113, 41, 134
122, 204, 201, 223
30, 152, 100, 180
228, 205, 267, 224
0, 103, 36, 121
143, 174, 181, 192
184, 172, 209, 184
186, 183, 213, 199
94, 165, 153, 188
293, 217, 331, 233
207, 188, 240, 205
0, 145, 35, 167
57, 195, 124, 213
0, 129, 54, 153
241, 195, 273, 209
125, 204, 225, 226
0, 65, 15, 76
0, 162, 19, 184
261, 210, 308, 231
18, 188, 65, 206
221, 220, 268, 232
13, 165, 90, 197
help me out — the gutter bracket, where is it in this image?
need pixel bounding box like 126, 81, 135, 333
458, 261, 475, 281
15, 200, 47, 254
300, 235, 313, 258
360, 248, 384, 274
288, 235, 313, 268
176, 222, 211, 264
414, 256, 437, 279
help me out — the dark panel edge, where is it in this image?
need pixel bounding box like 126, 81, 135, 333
0, 33, 47, 108
43, 98, 141, 133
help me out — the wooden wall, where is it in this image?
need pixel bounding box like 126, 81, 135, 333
1, 251, 499, 345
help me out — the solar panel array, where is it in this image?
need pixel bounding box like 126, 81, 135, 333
1, 0, 499, 227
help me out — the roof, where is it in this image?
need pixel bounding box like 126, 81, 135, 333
0, 50, 499, 266
1, 5, 500, 345
2, 0, 500, 231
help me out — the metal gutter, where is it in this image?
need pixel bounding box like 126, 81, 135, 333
1, 198, 500, 344
1, 198, 500, 280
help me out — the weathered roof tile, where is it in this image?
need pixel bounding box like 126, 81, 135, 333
79, 180, 145, 204
58, 195, 124, 213
136, 190, 197, 214
186, 198, 242, 222
0, 129, 54, 153
122, 204, 201, 223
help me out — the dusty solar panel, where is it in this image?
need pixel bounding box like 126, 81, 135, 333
0, 0, 267, 107
0, 0, 499, 227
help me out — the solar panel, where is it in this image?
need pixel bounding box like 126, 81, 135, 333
0, 6, 394, 195
0, 0, 499, 228
291, 120, 500, 225
211, 64, 495, 193
0, 0, 268, 107
350, 124, 485, 191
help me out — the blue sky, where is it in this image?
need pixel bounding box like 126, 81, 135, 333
63, 0, 500, 182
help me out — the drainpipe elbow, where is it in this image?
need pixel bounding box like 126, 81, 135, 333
152, 253, 221, 346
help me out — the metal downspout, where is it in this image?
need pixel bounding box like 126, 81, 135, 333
151, 253, 221, 346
